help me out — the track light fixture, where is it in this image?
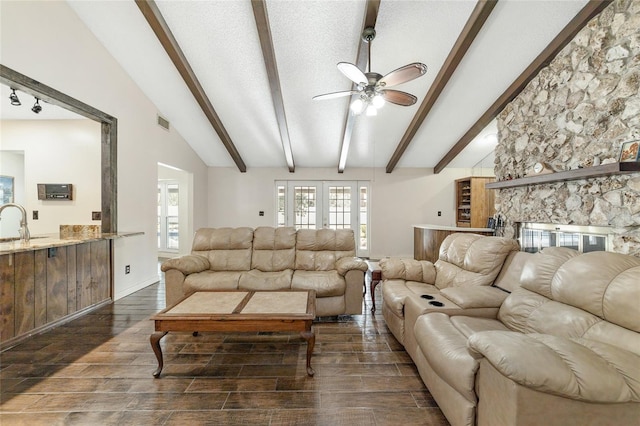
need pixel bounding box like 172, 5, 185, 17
31, 98, 42, 114
9, 89, 21, 106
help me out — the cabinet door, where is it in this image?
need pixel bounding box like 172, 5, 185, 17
91, 240, 110, 304
76, 241, 111, 309
67, 244, 77, 314
34, 249, 47, 328
15, 251, 35, 336
46, 247, 68, 323
0, 254, 15, 342
76, 243, 93, 310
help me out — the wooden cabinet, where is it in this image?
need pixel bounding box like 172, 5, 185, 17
0, 240, 111, 346
456, 177, 495, 228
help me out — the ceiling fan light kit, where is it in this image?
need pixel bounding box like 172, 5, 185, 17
313, 27, 427, 116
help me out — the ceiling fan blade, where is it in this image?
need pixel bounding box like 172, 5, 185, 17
337, 62, 368, 85
312, 90, 359, 101
378, 63, 427, 88
381, 89, 418, 106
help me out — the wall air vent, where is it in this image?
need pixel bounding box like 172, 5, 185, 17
157, 115, 170, 131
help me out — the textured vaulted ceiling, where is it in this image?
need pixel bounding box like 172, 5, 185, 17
62, 0, 593, 172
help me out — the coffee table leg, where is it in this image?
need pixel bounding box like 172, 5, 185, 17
150, 331, 168, 378
300, 329, 315, 376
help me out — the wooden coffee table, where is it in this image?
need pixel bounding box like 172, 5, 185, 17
150, 290, 316, 378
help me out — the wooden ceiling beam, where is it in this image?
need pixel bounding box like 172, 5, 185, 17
252, 0, 295, 172
433, 0, 612, 174
337, 0, 380, 173
385, 0, 497, 173
135, 0, 247, 172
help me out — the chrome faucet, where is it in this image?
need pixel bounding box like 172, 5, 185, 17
0, 203, 31, 242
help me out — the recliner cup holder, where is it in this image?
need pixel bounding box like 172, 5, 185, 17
428, 301, 444, 307
420, 294, 434, 300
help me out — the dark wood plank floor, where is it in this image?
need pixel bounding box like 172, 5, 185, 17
0, 266, 448, 425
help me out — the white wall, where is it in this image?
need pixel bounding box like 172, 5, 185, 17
1, 1, 209, 299
208, 167, 485, 259
0, 119, 101, 236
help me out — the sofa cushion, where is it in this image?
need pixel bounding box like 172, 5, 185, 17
415, 313, 508, 403
251, 226, 296, 272
491, 251, 532, 292
238, 269, 293, 291
468, 331, 640, 403
192, 227, 253, 271
434, 234, 521, 290
519, 247, 580, 299
551, 252, 640, 332
500, 250, 640, 350
291, 270, 345, 297
295, 229, 356, 271
184, 271, 242, 292
379, 258, 436, 283
498, 288, 602, 338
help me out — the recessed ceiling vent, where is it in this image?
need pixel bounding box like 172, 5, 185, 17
157, 115, 170, 131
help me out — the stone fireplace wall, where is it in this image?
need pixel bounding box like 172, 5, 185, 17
494, 0, 640, 256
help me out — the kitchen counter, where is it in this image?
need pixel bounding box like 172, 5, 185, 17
0, 230, 143, 348
0, 231, 143, 254
414, 224, 495, 262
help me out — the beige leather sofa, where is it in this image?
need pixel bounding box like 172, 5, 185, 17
380, 233, 521, 345
400, 245, 640, 426
161, 226, 368, 316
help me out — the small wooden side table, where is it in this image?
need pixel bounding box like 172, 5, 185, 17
366, 260, 382, 312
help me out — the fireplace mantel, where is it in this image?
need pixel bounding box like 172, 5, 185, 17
486, 162, 640, 189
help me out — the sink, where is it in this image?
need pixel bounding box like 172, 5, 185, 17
0, 236, 48, 243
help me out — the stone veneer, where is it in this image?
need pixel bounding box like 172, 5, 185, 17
494, 0, 640, 256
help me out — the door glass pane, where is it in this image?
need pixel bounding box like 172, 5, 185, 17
277, 185, 286, 227
166, 184, 179, 250
328, 186, 351, 229
157, 186, 162, 249
294, 186, 317, 229
359, 186, 368, 250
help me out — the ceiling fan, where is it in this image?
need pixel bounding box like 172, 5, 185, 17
313, 27, 427, 116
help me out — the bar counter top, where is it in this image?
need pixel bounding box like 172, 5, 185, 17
413, 224, 494, 233
0, 231, 143, 254
413, 224, 495, 262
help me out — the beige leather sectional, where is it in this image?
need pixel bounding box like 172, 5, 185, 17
381, 233, 640, 426
162, 226, 368, 316
380, 233, 521, 345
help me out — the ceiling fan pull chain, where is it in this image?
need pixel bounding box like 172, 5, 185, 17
368, 36, 372, 73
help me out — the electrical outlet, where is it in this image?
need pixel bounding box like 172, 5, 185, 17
33, 210, 39, 220
125, 265, 130, 274
92, 211, 102, 221
438, 211, 442, 216
259, 211, 264, 216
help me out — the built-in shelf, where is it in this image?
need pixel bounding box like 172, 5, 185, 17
486, 162, 640, 189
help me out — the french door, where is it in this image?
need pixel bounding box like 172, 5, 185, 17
276, 181, 369, 257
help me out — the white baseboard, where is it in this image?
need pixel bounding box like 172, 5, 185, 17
114, 275, 160, 301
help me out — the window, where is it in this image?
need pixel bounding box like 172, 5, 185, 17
158, 182, 179, 251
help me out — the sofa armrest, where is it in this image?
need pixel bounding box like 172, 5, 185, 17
335, 257, 368, 276
161, 254, 210, 275
379, 258, 436, 284
440, 286, 509, 309
468, 331, 640, 403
